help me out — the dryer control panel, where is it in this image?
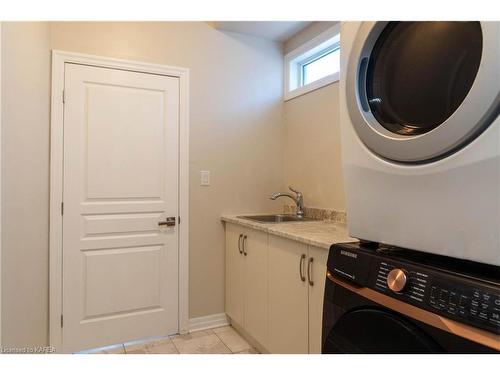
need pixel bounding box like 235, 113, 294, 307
328, 242, 500, 335
426, 281, 500, 330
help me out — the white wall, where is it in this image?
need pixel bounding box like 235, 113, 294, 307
284, 21, 338, 55
283, 83, 346, 210
1, 21, 285, 347
282, 22, 346, 211
1, 22, 51, 347
0, 21, 2, 347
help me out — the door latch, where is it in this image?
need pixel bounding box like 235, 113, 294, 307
158, 217, 176, 227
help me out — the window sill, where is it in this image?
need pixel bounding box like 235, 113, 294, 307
284, 71, 339, 101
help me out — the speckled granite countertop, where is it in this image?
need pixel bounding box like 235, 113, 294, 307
221, 214, 356, 250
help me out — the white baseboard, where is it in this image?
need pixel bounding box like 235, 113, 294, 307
189, 313, 229, 332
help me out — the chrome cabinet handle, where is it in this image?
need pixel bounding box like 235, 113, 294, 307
307, 257, 314, 286
238, 234, 243, 254
242, 235, 248, 256
299, 254, 306, 282
158, 217, 176, 227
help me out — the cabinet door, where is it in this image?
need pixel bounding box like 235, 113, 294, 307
225, 223, 245, 326
268, 235, 309, 353
307, 245, 329, 354
243, 228, 269, 349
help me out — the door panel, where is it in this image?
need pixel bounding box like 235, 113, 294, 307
244, 229, 269, 349
307, 246, 329, 354
268, 236, 308, 353
85, 83, 165, 199
225, 223, 245, 326
81, 213, 163, 237
62, 63, 180, 353
83, 246, 162, 318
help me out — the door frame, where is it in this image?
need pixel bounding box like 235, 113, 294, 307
0, 22, 3, 347
49, 50, 190, 352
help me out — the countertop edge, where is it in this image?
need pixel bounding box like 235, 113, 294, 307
221, 215, 356, 250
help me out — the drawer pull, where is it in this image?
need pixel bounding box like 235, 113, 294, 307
238, 234, 243, 254
299, 254, 306, 282
307, 257, 314, 286
242, 235, 248, 256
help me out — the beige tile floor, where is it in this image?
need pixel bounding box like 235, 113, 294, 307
90, 325, 260, 354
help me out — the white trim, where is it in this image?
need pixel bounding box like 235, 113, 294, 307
285, 71, 340, 101
178, 54, 190, 336
0, 21, 2, 347
49, 50, 190, 352
189, 313, 229, 333
284, 23, 341, 101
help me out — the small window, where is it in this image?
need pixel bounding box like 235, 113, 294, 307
302, 47, 340, 86
285, 24, 340, 101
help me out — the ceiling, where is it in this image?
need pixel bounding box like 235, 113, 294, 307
212, 21, 312, 42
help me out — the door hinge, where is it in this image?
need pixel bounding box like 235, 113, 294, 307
62, 90, 66, 104
178, 216, 181, 225
60, 314, 64, 328
61, 202, 64, 215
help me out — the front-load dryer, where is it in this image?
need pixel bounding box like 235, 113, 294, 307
340, 22, 500, 266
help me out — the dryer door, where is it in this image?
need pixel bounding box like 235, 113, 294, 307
323, 307, 443, 353
346, 21, 500, 163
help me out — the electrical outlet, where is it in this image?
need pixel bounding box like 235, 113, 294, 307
200, 170, 210, 186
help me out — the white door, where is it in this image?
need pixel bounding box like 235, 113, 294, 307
62, 63, 180, 353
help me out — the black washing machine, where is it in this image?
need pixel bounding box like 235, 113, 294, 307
322, 242, 500, 353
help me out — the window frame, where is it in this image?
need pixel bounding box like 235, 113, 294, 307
284, 23, 341, 101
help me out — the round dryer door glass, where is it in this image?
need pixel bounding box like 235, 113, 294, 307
366, 21, 483, 136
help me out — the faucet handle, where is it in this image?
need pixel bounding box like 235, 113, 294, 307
288, 186, 301, 195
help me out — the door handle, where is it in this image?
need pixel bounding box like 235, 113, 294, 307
307, 257, 314, 286
238, 234, 243, 254
158, 217, 176, 227
299, 254, 306, 282
242, 235, 248, 256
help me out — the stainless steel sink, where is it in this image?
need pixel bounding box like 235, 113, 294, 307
238, 214, 314, 223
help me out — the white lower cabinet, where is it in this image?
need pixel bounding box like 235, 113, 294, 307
225, 222, 329, 353
307, 245, 330, 354
226, 223, 245, 325
225, 223, 269, 348
268, 236, 309, 353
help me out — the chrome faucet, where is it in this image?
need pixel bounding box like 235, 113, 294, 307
270, 186, 304, 218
